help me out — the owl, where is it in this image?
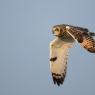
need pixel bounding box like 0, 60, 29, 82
50, 24, 95, 86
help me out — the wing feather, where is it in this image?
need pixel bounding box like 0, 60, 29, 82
66, 26, 95, 53
50, 38, 72, 86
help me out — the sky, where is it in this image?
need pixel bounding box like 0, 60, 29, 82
0, 0, 95, 95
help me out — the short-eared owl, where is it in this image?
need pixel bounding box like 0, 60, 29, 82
50, 24, 95, 86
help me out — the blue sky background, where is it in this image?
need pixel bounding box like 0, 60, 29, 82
0, 0, 95, 95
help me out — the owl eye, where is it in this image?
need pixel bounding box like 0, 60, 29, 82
55, 28, 59, 31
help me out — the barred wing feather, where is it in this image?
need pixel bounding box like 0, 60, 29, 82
50, 38, 73, 86
66, 26, 95, 53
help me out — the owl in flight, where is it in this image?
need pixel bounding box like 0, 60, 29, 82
50, 24, 95, 86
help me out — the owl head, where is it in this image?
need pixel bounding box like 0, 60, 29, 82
52, 24, 67, 37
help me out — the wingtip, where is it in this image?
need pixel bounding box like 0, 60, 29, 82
83, 46, 95, 53
89, 32, 95, 36
52, 73, 65, 86
87, 49, 95, 53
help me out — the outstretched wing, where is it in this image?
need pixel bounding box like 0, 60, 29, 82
66, 26, 95, 53
50, 38, 73, 86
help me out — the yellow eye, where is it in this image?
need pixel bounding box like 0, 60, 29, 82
54, 28, 59, 31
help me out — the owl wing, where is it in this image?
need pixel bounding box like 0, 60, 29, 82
50, 38, 73, 86
66, 26, 95, 53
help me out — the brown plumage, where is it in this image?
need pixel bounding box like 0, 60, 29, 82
66, 25, 95, 53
